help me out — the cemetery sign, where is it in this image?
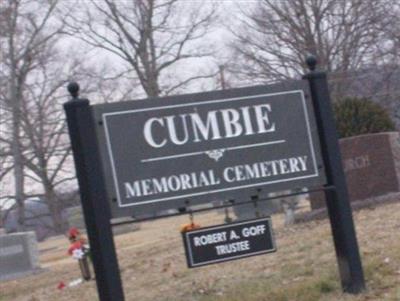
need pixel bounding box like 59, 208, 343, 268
64, 57, 366, 301
92, 81, 326, 218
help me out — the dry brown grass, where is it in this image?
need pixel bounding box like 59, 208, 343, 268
1, 202, 399, 301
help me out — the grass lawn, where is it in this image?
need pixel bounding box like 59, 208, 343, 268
1, 202, 399, 301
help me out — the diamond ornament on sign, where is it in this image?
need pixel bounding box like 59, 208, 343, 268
205, 149, 226, 161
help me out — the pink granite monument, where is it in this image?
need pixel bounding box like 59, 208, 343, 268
310, 132, 400, 209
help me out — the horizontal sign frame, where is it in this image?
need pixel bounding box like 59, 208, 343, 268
93, 81, 326, 218
103, 90, 318, 208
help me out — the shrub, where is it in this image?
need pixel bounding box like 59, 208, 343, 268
333, 97, 395, 138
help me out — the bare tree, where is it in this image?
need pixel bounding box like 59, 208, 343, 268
66, 0, 218, 97
18, 53, 81, 233
378, 2, 400, 128
226, 0, 399, 222
228, 0, 395, 95
0, 0, 78, 231
0, 100, 13, 184
0, 0, 64, 230
327, 1, 400, 128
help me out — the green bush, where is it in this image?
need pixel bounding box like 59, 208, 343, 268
333, 97, 395, 138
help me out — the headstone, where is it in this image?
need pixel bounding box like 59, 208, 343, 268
233, 195, 283, 221
0, 232, 40, 281
389, 132, 400, 180
111, 217, 141, 235
310, 132, 400, 209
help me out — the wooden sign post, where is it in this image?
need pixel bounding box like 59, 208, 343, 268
303, 56, 365, 293
64, 83, 125, 301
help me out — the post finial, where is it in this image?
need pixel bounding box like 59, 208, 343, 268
67, 82, 80, 99
305, 55, 317, 71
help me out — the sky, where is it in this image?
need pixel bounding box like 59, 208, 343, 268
0, 1, 259, 209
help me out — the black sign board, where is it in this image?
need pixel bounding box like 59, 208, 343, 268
93, 81, 326, 218
182, 217, 276, 268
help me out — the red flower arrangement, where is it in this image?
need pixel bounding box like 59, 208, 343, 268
66, 227, 92, 280
67, 228, 89, 260
68, 241, 85, 257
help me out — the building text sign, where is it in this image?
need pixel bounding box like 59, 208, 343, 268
93, 81, 326, 218
182, 217, 276, 267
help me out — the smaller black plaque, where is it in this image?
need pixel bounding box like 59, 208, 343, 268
182, 217, 276, 268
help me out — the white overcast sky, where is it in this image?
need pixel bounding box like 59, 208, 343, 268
0, 0, 260, 208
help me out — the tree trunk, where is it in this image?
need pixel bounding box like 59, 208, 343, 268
11, 106, 25, 232
44, 184, 65, 234
10, 64, 25, 232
